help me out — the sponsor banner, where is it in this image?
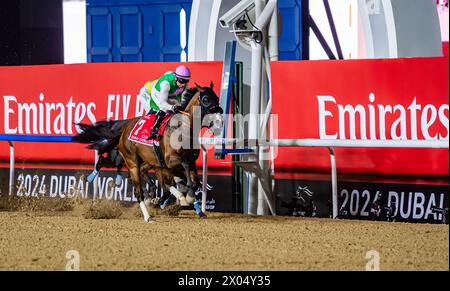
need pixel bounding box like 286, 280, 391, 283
276, 179, 448, 224
0, 168, 233, 212
271, 57, 449, 177
0, 62, 228, 168
2, 167, 447, 223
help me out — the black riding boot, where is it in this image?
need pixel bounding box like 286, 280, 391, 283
148, 110, 166, 140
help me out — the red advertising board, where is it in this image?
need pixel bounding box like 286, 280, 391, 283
271, 57, 449, 178
0, 62, 229, 169
2, 58, 448, 180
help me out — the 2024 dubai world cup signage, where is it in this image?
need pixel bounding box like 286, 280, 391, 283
0, 61, 231, 211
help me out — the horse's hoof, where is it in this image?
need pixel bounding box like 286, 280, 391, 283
150, 197, 161, 206
107, 180, 116, 189
115, 175, 123, 186
176, 183, 189, 193
179, 197, 189, 207
146, 217, 153, 223
144, 198, 152, 207
198, 212, 207, 219
86, 173, 97, 183
186, 193, 195, 205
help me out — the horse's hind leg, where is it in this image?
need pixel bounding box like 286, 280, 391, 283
87, 154, 104, 183
139, 163, 158, 201
143, 172, 159, 206
132, 166, 152, 223
114, 151, 124, 186
118, 120, 151, 222
123, 158, 151, 223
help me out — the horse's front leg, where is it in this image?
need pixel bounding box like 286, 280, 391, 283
189, 161, 201, 193
181, 161, 195, 204
193, 198, 207, 219
181, 161, 205, 218
157, 167, 190, 208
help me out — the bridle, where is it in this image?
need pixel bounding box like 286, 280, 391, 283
199, 91, 223, 115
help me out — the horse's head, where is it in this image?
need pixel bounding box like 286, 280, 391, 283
196, 82, 224, 134
184, 82, 223, 133
194, 82, 223, 115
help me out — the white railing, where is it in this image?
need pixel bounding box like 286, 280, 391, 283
199, 138, 449, 217
0, 135, 99, 196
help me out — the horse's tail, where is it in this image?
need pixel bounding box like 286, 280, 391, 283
73, 120, 128, 154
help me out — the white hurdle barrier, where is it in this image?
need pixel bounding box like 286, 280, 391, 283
200, 138, 449, 218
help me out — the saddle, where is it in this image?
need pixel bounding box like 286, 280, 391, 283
128, 113, 174, 167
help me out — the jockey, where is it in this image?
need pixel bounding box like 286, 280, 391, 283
139, 65, 191, 140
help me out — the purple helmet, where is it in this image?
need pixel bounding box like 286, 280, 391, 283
175, 65, 191, 80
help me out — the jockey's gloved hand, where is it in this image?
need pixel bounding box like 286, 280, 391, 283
172, 105, 183, 113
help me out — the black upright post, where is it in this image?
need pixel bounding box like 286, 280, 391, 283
0, 0, 63, 66
0, 1, 21, 65
301, 0, 310, 60
232, 62, 244, 213
20, 0, 64, 65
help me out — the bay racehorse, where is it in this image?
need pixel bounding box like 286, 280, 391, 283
74, 83, 223, 222
118, 82, 223, 222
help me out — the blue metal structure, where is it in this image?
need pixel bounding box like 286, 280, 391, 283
0, 135, 74, 142
87, 0, 306, 62
87, 0, 192, 62
216, 41, 237, 159
279, 0, 306, 60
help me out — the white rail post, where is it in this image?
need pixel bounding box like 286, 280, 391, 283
248, 0, 264, 215
93, 150, 99, 199
201, 144, 208, 213
8, 141, 14, 196
328, 147, 338, 219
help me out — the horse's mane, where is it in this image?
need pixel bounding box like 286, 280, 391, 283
201, 86, 216, 97
181, 87, 199, 109
186, 86, 198, 96
181, 83, 218, 110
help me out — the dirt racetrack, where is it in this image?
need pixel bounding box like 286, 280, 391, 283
0, 201, 448, 271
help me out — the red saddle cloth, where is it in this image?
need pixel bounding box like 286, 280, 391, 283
128, 113, 173, 145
